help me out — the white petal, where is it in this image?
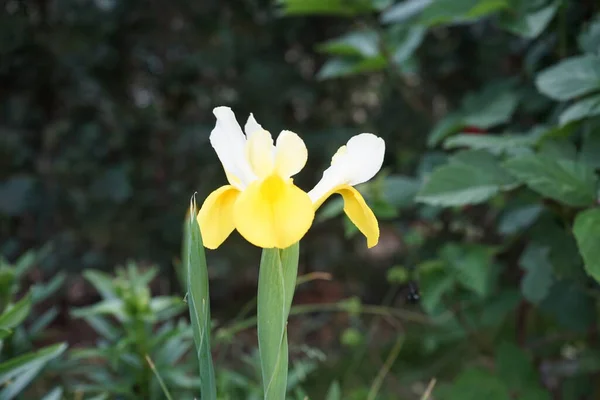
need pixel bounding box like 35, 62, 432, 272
342, 133, 385, 186
244, 113, 264, 138
308, 133, 385, 203
275, 130, 308, 178
210, 107, 256, 188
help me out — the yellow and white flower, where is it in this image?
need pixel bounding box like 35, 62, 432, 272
197, 107, 385, 250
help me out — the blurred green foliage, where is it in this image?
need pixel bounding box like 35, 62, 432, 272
3, 0, 600, 399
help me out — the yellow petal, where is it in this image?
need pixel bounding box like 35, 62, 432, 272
275, 130, 308, 178
233, 174, 314, 248
245, 129, 275, 178
315, 184, 379, 248
197, 185, 240, 249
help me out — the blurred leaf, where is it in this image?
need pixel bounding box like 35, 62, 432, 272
504, 155, 598, 207
83, 270, 117, 300
444, 133, 538, 156
380, 0, 433, 23
498, 204, 543, 235
0, 175, 34, 216
573, 208, 600, 283
325, 381, 341, 400
418, 0, 510, 26
416, 150, 517, 206
499, 2, 558, 39
435, 367, 511, 400
541, 280, 595, 332
83, 315, 119, 340
530, 217, 584, 279
428, 114, 465, 147
71, 299, 126, 320
519, 244, 553, 304
381, 175, 421, 208
428, 83, 519, 146
538, 138, 577, 160
41, 387, 64, 400
559, 95, 600, 126
277, 0, 375, 16
441, 244, 495, 297
580, 129, 600, 169
387, 266, 409, 284
535, 54, 600, 101
495, 342, 539, 392
31, 272, 66, 304
317, 30, 379, 57
578, 15, 600, 53
0, 329, 11, 340
0, 268, 15, 312
29, 307, 60, 337
419, 268, 455, 314
462, 89, 519, 129
317, 56, 387, 80
316, 197, 344, 222
0, 293, 31, 330
0, 343, 67, 400
389, 26, 426, 64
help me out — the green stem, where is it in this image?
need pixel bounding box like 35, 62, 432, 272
257, 244, 299, 400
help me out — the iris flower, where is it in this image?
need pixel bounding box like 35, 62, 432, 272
197, 107, 385, 250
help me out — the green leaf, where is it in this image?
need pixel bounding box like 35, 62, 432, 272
519, 244, 553, 304
31, 272, 66, 304
578, 15, 600, 53
538, 138, 577, 160
0, 293, 31, 330
541, 280, 595, 332
419, 266, 455, 315
495, 342, 538, 392
316, 56, 387, 80
380, 0, 432, 24
186, 197, 216, 400
380, 175, 421, 208
71, 299, 126, 320
504, 155, 598, 207
257, 245, 299, 399
580, 129, 600, 169
277, 0, 375, 16
0, 343, 67, 400
317, 31, 379, 58
559, 95, 600, 126
0, 329, 11, 340
29, 307, 60, 337
435, 367, 511, 400
41, 387, 64, 400
498, 204, 543, 235
444, 133, 538, 156
416, 150, 517, 206
83, 270, 117, 300
428, 82, 519, 146
390, 26, 426, 64
441, 244, 495, 297
462, 89, 519, 129
0, 268, 16, 313
535, 54, 600, 101
325, 380, 342, 400
499, 2, 558, 39
573, 208, 600, 283
418, 0, 510, 26
428, 113, 465, 147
